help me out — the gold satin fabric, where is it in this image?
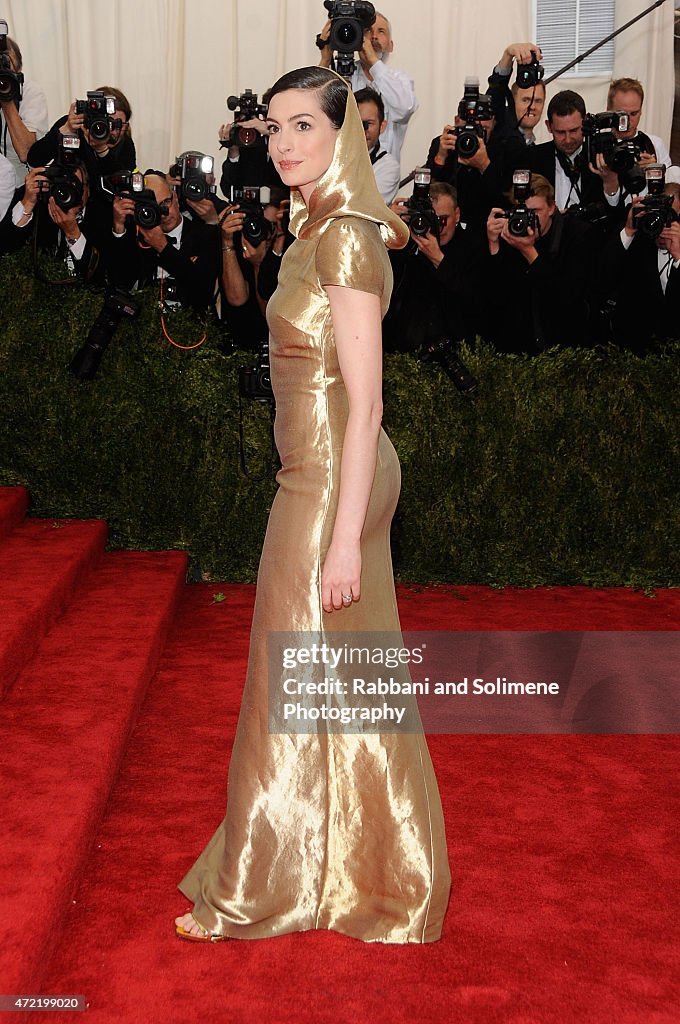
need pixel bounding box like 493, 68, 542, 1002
178, 84, 451, 943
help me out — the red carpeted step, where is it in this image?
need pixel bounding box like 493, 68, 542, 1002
0, 486, 30, 540
0, 548, 187, 998
0, 518, 109, 697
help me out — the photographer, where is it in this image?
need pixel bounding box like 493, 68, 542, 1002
482, 173, 599, 354
487, 42, 546, 146
355, 87, 400, 204
107, 171, 220, 312
598, 175, 680, 353
167, 151, 227, 226
219, 201, 271, 351
425, 86, 526, 232
527, 91, 622, 215
0, 31, 48, 187
382, 181, 482, 353
0, 161, 108, 281
607, 78, 672, 173
28, 87, 136, 196
218, 90, 284, 194
318, 8, 417, 165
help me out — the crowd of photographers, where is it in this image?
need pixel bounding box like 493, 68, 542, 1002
1, 5, 679, 387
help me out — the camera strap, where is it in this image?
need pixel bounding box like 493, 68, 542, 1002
555, 148, 582, 206
158, 275, 207, 350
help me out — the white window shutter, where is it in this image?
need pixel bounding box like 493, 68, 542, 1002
535, 0, 616, 77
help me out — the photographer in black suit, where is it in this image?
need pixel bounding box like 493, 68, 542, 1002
528, 90, 621, 214
599, 177, 680, 353
107, 171, 219, 312
383, 181, 482, 353
0, 160, 109, 281
482, 173, 599, 354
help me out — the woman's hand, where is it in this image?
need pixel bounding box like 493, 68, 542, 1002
321, 538, 362, 612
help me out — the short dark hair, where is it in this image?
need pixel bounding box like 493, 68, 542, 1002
267, 67, 349, 129
547, 90, 586, 123
354, 87, 385, 123
95, 86, 133, 123
429, 182, 458, 207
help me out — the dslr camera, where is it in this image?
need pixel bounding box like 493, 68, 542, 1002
239, 339, 274, 403
70, 287, 140, 381
449, 78, 493, 158
494, 169, 538, 237
101, 170, 165, 229
75, 91, 121, 143
319, 0, 376, 78
634, 164, 679, 239
515, 51, 544, 90
169, 151, 217, 204
0, 19, 23, 103
225, 89, 268, 148
37, 134, 84, 212
582, 111, 641, 176
400, 167, 439, 238
227, 184, 274, 247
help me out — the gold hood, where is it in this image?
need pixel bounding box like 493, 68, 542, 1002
287, 78, 409, 250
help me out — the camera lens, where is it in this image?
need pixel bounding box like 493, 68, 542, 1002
184, 179, 206, 201
89, 117, 110, 141
136, 204, 160, 229
0, 75, 13, 99
456, 131, 479, 158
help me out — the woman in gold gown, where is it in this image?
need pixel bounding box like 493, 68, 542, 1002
176, 67, 450, 944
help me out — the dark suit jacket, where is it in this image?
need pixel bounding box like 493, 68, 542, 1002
105, 213, 220, 311
0, 189, 111, 283
481, 211, 600, 354
599, 229, 680, 353
528, 142, 612, 209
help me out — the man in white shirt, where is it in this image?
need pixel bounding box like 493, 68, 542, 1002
317, 10, 417, 166
354, 87, 400, 204
0, 35, 48, 187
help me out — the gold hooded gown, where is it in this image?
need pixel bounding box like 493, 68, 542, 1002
178, 83, 451, 943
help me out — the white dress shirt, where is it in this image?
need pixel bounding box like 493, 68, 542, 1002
351, 60, 417, 166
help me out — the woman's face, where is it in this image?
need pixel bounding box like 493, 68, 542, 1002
266, 89, 339, 204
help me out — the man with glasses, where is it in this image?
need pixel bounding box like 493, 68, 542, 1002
107, 171, 220, 312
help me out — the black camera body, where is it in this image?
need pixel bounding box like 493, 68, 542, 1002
515, 52, 544, 90
75, 91, 120, 142
0, 21, 23, 104
70, 288, 140, 381
239, 339, 274, 403
402, 167, 438, 238
226, 89, 268, 148
227, 184, 274, 247
169, 152, 217, 203
101, 170, 164, 228
583, 111, 641, 175
451, 79, 493, 158
635, 166, 678, 239
37, 135, 84, 212
321, 0, 376, 77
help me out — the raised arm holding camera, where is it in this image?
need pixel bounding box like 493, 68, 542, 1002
487, 42, 546, 146
218, 89, 283, 194
317, 4, 417, 165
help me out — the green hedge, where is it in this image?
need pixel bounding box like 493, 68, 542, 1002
2, 250, 679, 587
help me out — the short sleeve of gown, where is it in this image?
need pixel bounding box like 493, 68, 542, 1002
316, 217, 385, 298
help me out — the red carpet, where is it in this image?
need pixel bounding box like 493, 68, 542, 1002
0, 488, 678, 1024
